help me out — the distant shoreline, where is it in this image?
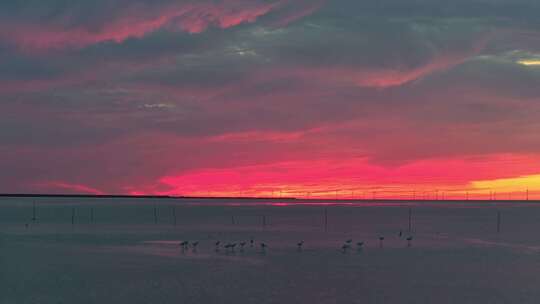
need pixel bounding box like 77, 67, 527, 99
1, 193, 539, 203
0, 194, 296, 200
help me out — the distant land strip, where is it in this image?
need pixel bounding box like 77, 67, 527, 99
1, 194, 540, 203
0, 194, 297, 200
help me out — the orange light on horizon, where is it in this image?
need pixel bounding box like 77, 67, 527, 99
470, 174, 540, 199
169, 177, 540, 201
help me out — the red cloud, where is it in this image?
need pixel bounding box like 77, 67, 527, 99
0, 0, 323, 50
270, 0, 326, 27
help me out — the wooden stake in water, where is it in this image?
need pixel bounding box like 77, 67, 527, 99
153, 205, 158, 224
231, 215, 236, 225
497, 211, 501, 234
32, 202, 37, 222
324, 207, 328, 232
408, 208, 412, 233
71, 207, 75, 225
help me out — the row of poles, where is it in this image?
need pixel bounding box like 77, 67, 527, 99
27, 204, 265, 228
324, 207, 413, 233
219, 188, 533, 201
27, 203, 505, 233
260, 189, 533, 201
31, 202, 93, 225
323, 207, 503, 234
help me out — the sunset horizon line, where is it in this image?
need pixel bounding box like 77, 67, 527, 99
2, 192, 539, 202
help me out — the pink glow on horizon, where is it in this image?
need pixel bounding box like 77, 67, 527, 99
153, 154, 540, 200
35, 181, 105, 195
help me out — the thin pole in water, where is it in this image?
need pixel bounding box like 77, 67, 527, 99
261, 215, 266, 229
71, 207, 75, 226
153, 205, 158, 224
408, 208, 412, 233
32, 202, 37, 222
324, 207, 328, 232
496, 211, 501, 234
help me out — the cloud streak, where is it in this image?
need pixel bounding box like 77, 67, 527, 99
0, 0, 323, 50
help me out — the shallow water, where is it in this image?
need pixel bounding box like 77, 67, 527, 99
2, 197, 540, 303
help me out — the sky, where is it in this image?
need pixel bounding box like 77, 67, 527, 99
2, 0, 540, 199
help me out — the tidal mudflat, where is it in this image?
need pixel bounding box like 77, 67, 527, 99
2, 197, 540, 304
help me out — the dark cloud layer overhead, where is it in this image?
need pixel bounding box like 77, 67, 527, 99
2, 0, 540, 197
